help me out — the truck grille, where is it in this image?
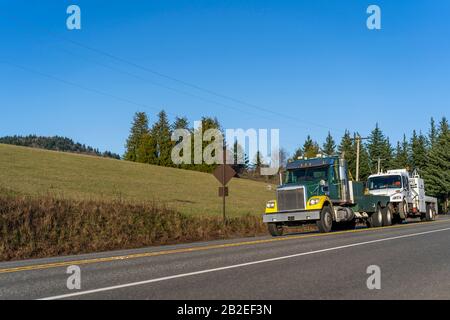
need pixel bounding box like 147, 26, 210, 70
277, 187, 306, 212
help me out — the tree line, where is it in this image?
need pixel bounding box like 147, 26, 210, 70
125, 112, 449, 211
290, 117, 449, 211
0, 135, 121, 159
124, 110, 255, 175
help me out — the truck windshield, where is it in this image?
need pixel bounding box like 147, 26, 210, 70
368, 175, 402, 190
285, 166, 328, 184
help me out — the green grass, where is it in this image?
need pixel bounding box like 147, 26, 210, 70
0, 144, 275, 217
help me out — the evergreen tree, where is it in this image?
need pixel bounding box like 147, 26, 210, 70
172, 116, 189, 130
410, 130, 428, 173
322, 131, 336, 156
136, 132, 157, 164
439, 117, 449, 136
423, 117, 450, 213
367, 124, 393, 172
428, 117, 438, 148
291, 147, 303, 160
151, 110, 173, 166
171, 116, 191, 169
124, 112, 149, 162
357, 138, 372, 181
230, 141, 249, 175
303, 135, 320, 158
338, 130, 356, 178
393, 134, 410, 169
190, 117, 222, 173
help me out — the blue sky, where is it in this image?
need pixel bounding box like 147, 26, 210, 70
0, 0, 449, 156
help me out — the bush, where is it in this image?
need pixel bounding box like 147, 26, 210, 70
0, 194, 268, 261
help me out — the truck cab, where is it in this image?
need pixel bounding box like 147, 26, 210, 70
263, 156, 391, 236
367, 169, 438, 222
367, 170, 412, 221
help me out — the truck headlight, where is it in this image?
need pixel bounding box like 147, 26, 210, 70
266, 201, 275, 209
309, 198, 320, 205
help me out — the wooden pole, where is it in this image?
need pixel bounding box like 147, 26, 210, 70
356, 135, 360, 182
222, 144, 226, 222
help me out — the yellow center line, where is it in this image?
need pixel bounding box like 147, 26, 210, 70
1, 218, 449, 274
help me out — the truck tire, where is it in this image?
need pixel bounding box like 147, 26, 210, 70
317, 206, 333, 233
399, 200, 408, 219
268, 223, 284, 236
425, 204, 435, 222
382, 205, 393, 226
367, 205, 383, 228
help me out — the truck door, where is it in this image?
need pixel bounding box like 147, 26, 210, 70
328, 163, 340, 200
403, 175, 413, 204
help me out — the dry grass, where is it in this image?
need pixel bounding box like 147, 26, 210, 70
0, 144, 275, 217
0, 193, 269, 261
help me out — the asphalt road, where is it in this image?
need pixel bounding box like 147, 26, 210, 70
1, 216, 450, 300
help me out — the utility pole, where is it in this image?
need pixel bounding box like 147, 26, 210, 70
352, 134, 369, 181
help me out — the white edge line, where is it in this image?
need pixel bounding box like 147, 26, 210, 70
39, 227, 450, 300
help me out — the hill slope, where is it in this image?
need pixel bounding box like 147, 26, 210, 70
0, 144, 274, 217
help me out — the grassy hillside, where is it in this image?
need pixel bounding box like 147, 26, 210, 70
0, 144, 275, 217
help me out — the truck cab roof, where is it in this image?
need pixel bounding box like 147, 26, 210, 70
286, 156, 338, 170
368, 169, 410, 179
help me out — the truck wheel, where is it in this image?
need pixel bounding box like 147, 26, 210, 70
367, 205, 383, 228
399, 201, 408, 219
425, 205, 435, 222
382, 205, 393, 226
268, 223, 284, 236
317, 206, 333, 233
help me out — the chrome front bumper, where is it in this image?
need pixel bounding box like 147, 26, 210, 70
263, 210, 321, 223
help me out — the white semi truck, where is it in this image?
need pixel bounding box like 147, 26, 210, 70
367, 169, 438, 224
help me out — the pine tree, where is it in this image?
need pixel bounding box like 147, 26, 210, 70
303, 135, 320, 158
190, 117, 222, 173
367, 124, 393, 172
393, 134, 410, 169
171, 116, 191, 169
410, 130, 428, 173
172, 116, 189, 131
136, 132, 157, 164
291, 147, 303, 160
151, 110, 173, 166
358, 139, 372, 181
338, 130, 356, 178
423, 117, 450, 213
124, 112, 149, 162
428, 117, 438, 148
230, 141, 249, 175
439, 117, 449, 136
322, 131, 336, 156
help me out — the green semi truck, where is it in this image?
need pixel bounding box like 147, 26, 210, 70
263, 156, 392, 236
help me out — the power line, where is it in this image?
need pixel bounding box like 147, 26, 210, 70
52, 33, 343, 134
1, 61, 174, 117
1, 12, 346, 139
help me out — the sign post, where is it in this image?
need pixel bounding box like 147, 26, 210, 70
212, 146, 236, 222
